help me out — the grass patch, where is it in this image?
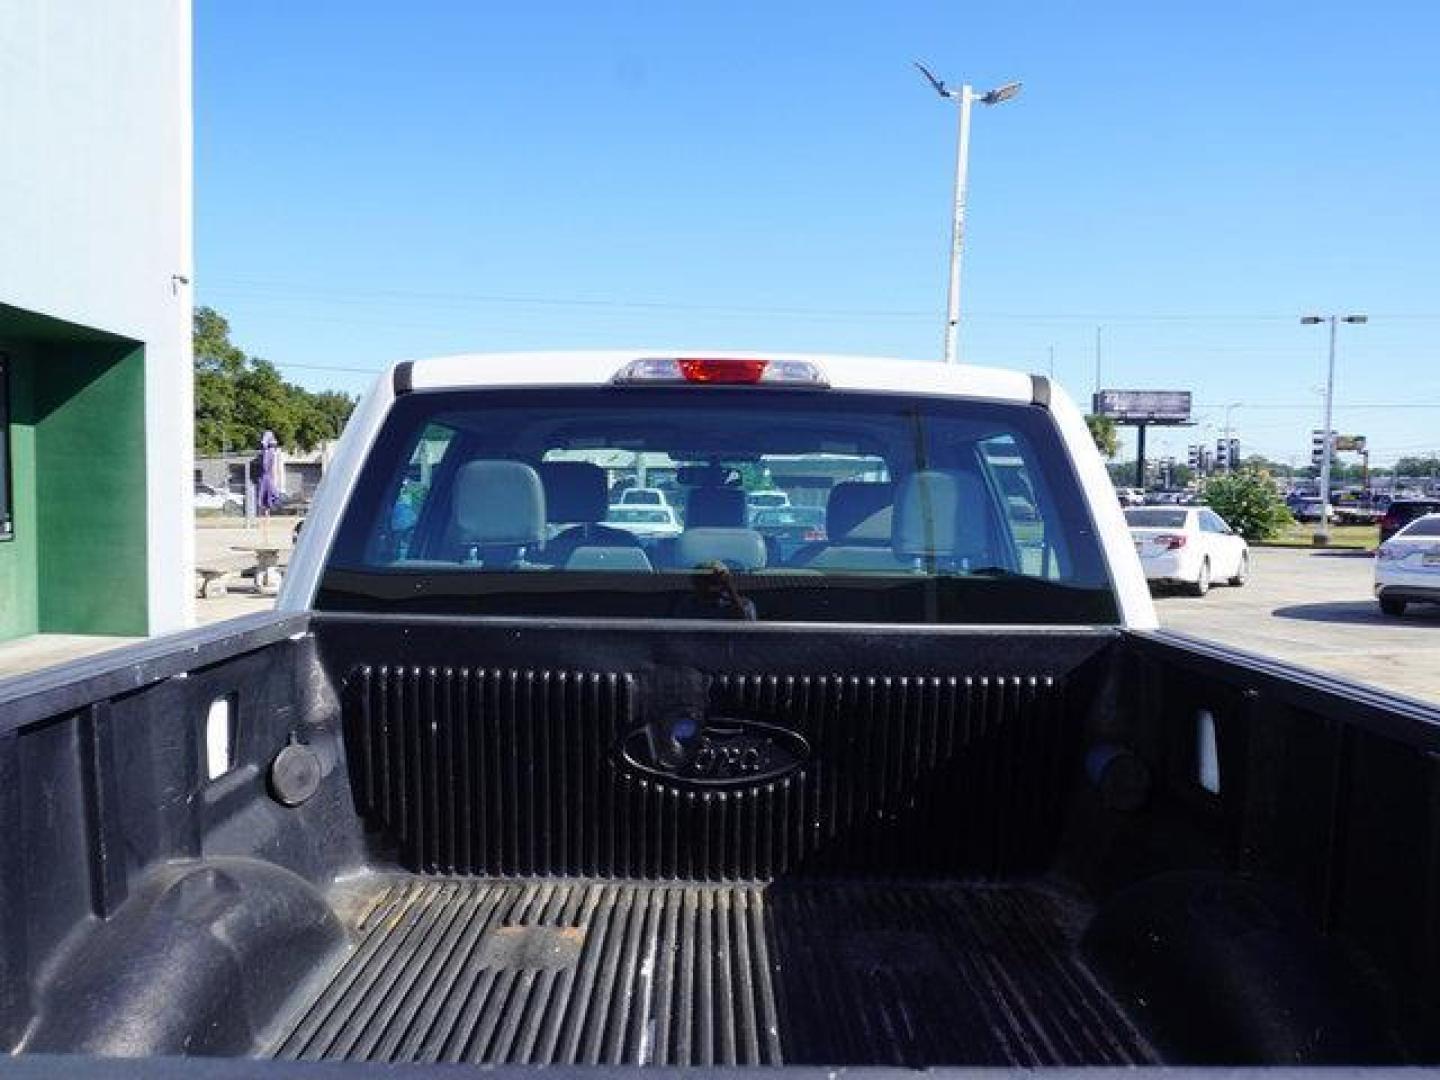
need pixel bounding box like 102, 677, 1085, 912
1257, 522, 1377, 550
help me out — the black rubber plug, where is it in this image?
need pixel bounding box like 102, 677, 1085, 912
269, 740, 322, 807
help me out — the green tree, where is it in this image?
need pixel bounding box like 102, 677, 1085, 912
1395, 455, 1440, 477
233, 357, 300, 448
1085, 414, 1119, 459
194, 307, 248, 454
1201, 469, 1293, 542
1240, 454, 1292, 478
192, 306, 357, 454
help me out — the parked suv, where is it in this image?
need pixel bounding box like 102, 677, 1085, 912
1379, 498, 1440, 543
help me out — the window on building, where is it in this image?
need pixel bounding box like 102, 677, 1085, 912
0, 353, 11, 542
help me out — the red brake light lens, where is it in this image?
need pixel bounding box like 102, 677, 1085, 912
613, 357, 829, 387
1157, 533, 1188, 550
677, 358, 769, 384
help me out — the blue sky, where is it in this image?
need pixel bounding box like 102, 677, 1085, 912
195, 1, 1440, 467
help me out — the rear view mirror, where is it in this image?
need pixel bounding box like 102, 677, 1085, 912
676, 465, 741, 487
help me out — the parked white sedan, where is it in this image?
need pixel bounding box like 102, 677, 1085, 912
1374, 512, 1440, 616
194, 482, 243, 513
604, 505, 683, 542
1124, 506, 1249, 596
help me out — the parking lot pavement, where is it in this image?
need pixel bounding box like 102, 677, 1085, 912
1155, 546, 1439, 705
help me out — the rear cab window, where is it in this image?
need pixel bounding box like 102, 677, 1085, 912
318, 388, 1117, 624
1125, 509, 1188, 529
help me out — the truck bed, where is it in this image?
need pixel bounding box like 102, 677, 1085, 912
6, 615, 1440, 1070
276, 876, 1151, 1067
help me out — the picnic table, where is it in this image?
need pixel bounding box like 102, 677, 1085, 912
230, 545, 287, 594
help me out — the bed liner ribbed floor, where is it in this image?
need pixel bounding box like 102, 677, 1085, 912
276, 877, 1154, 1067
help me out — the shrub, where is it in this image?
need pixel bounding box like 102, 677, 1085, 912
1201, 470, 1293, 541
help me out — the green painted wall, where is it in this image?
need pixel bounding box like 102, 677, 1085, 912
0, 308, 148, 643
34, 343, 148, 636
0, 348, 39, 639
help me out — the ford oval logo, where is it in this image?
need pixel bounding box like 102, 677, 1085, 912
619, 716, 809, 789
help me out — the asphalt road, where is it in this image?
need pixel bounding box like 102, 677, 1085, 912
1155, 546, 1439, 704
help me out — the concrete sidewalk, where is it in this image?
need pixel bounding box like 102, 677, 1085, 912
0, 634, 142, 678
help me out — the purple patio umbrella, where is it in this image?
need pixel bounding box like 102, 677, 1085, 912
257, 430, 283, 514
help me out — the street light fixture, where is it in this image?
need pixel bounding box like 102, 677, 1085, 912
980, 82, 1022, 106
915, 63, 1022, 365
1301, 314, 1368, 544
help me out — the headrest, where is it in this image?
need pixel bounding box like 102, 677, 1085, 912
453, 460, 546, 546
675, 528, 767, 571
537, 461, 607, 523
893, 470, 989, 561
565, 545, 654, 571
686, 486, 746, 527
827, 481, 894, 542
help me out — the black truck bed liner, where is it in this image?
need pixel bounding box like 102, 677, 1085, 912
276, 876, 1153, 1068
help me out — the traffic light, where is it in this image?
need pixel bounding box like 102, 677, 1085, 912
1187, 445, 1201, 469
1228, 438, 1240, 468
1215, 439, 1230, 471
1311, 430, 1334, 466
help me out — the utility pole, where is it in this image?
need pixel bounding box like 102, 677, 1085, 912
1301, 314, 1368, 545
914, 64, 1021, 364
1047, 344, 1055, 379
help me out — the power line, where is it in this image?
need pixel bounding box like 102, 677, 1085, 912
200, 278, 1440, 324
273, 361, 384, 374
1196, 402, 1440, 410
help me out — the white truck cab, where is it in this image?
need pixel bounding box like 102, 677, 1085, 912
280, 351, 1156, 629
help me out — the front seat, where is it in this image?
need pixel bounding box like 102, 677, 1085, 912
452, 460, 547, 567
892, 469, 993, 572
793, 480, 898, 569
685, 486, 747, 527
537, 461, 648, 568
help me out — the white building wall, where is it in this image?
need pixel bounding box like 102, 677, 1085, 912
0, 1, 194, 632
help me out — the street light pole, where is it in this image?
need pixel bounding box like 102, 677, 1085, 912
1319, 318, 1337, 540
943, 82, 975, 368
915, 64, 1020, 364
1301, 314, 1368, 545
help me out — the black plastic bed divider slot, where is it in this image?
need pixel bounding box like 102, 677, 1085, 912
343, 666, 1075, 879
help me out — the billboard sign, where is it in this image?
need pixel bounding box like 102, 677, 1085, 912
1091, 389, 1192, 423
